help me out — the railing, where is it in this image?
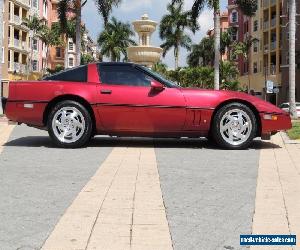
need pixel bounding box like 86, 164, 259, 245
270, 18, 276, 27
15, 0, 30, 7
10, 62, 28, 74
270, 65, 276, 75
263, 0, 269, 7
270, 41, 276, 50
263, 21, 269, 30
21, 41, 27, 50
14, 38, 20, 48
14, 15, 21, 25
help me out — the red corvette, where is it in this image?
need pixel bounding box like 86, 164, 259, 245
2, 62, 292, 149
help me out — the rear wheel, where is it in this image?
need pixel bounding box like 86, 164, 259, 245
47, 100, 92, 148
212, 102, 257, 149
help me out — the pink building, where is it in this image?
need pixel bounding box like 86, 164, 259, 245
206, 11, 229, 61
227, 0, 251, 74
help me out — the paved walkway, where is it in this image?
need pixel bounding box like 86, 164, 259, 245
0, 124, 299, 250
251, 133, 300, 250
42, 147, 172, 250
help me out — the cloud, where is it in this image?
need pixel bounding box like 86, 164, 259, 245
82, 0, 225, 68
119, 0, 152, 12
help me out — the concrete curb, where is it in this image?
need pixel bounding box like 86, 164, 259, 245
280, 131, 300, 144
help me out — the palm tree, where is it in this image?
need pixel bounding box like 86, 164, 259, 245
173, 0, 257, 90
57, 0, 87, 67
22, 15, 44, 75
39, 25, 62, 74
220, 28, 232, 58
288, 0, 297, 118
152, 62, 168, 75
160, 1, 198, 69
161, 31, 192, 69
94, 0, 122, 27
97, 17, 136, 61
187, 37, 214, 67
232, 35, 258, 92
220, 61, 240, 90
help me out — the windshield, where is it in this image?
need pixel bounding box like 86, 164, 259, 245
138, 66, 179, 88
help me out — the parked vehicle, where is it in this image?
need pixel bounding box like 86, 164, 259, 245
1, 63, 292, 149
279, 102, 300, 118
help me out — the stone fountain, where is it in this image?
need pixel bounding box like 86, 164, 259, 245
127, 14, 163, 67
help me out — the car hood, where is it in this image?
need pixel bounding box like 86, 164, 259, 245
179, 88, 287, 114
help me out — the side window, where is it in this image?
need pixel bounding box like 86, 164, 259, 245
44, 65, 88, 82
98, 65, 153, 87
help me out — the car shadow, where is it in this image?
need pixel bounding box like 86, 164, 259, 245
4, 135, 281, 150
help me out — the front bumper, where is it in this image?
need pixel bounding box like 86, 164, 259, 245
260, 112, 292, 134
1, 97, 7, 114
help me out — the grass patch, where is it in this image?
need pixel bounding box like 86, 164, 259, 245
287, 122, 300, 140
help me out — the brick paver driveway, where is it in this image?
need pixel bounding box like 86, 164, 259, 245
0, 124, 299, 250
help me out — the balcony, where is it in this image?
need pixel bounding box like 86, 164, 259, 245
263, 0, 269, 7
270, 18, 276, 27
14, 15, 21, 25
270, 65, 276, 75
11, 38, 28, 51
9, 62, 28, 74
264, 44, 269, 53
270, 41, 276, 50
15, 0, 30, 8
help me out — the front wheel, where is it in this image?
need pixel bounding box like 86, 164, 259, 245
212, 103, 257, 149
47, 100, 93, 148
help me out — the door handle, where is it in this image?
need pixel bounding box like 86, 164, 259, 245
101, 89, 112, 94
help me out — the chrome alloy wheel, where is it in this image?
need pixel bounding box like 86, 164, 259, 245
52, 106, 86, 143
219, 108, 252, 146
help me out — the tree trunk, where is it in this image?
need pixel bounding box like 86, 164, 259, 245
28, 36, 34, 80
174, 47, 179, 70
289, 0, 297, 119
247, 57, 251, 92
75, 0, 82, 66
64, 35, 68, 69
213, 10, 220, 90
44, 46, 49, 75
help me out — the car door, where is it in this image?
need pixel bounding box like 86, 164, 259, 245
95, 64, 186, 133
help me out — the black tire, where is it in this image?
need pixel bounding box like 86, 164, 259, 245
47, 100, 93, 148
212, 102, 257, 149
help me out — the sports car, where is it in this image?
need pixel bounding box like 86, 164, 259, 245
1, 62, 292, 149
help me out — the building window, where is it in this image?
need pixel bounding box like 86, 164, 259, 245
56, 47, 61, 58
253, 62, 258, 73
32, 38, 38, 51
32, 0, 38, 8
69, 42, 74, 51
1, 47, 4, 63
69, 57, 74, 67
43, 0, 48, 17
244, 21, 249, 34
32, 60, 38, 71
253, 20, 258, 32
231, 10, 238, 23
231, 29, 238, 41
244, 62, 248, 74
253, 40, 258, 53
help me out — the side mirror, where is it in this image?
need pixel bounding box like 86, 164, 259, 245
150, 81, 164, 91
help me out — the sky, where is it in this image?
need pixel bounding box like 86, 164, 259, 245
82, 0, 228, 69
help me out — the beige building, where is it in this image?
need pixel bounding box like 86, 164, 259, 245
237, 0, 282, 104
